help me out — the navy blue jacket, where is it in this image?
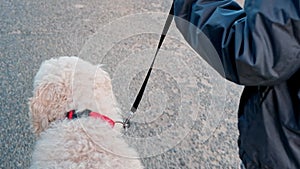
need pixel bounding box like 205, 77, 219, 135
174, 0, 300, 168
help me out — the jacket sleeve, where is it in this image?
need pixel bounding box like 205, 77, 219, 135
174, 0, 300, 86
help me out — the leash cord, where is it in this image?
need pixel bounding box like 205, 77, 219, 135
122, 2, 175, 129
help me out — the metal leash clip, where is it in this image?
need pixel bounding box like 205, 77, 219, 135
115, 110, 134, 130
122, 111, 134, 129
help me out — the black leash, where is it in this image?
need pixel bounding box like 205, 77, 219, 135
121, 2, 175, 129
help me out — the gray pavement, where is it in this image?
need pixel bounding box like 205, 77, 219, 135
1, 0, 244, 168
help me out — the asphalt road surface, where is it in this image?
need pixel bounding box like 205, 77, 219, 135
1, 0, 244, 168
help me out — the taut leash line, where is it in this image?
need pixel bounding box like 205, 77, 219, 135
121, 2, 175, 129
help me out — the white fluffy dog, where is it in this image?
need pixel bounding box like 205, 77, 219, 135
29, 56, 143, 169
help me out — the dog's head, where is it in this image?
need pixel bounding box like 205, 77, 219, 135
29, 57, 122, 135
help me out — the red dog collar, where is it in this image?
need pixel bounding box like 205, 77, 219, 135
66, 109, 115, 127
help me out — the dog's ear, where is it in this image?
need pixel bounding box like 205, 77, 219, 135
28, 82, 71, 135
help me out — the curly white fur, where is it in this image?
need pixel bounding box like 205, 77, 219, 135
29, 56, 143, 169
